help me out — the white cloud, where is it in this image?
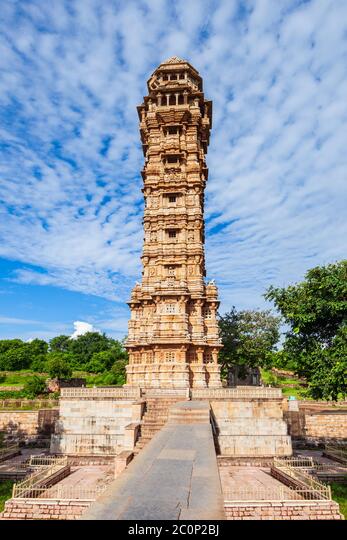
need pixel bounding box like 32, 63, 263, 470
70, 321, 100, 340
0, 0, 346, 321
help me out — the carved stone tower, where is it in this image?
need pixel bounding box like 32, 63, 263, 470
125, 57, 222, 389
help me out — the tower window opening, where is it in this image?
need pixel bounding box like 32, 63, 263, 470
167, 229, 177, 238
163, 74, 168, 81
167, 155, 179, 163
188, 351, 197, 363
178, 94, 184, 105
168, 195, 177, 203
203, 307, 212, 319
165, 351, 175, 362
171, 74, 178, 80
169, 95, 176, 106
204, 351, 213, 363
165, 303, 176, 314
167, 126, 178, 135
179, 73, 184, 80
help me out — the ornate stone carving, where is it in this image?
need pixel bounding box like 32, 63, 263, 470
125, 58, 222, 389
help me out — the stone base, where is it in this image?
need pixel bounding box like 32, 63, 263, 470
126, 362, 222, 389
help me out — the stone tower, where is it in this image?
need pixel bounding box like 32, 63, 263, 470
125, 57, 222, 389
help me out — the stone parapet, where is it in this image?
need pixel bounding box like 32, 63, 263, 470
192, 387, 283, 399
60, 387, 141, 400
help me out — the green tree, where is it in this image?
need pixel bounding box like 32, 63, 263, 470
27, 339, 48, 356
265, 260, 347, 400
46, 352, 73, 379
49, 335, 71, 353
68, 332, 113, 367
218, 308, 280, 377
27, 339, 48, 371
0, 339, 24, 354
0, 344, 32, 370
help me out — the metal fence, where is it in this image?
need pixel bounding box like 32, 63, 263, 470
13, 484, 105, 501
273, 457, 332, 500
28, 455, 66, 468
12, 456, 68, 499
273, 456, 315, 469
223, 486, 331, 502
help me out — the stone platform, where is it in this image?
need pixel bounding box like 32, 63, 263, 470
81, 402, 225, 520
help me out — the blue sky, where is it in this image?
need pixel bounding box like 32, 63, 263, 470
0, 0, 346, 342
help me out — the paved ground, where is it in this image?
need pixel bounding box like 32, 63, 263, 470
53, 466, 114, 490
81, 402, 225, 520
219, 466, 294, 500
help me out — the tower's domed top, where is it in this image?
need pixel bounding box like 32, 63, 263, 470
161, 56, 187, 65
147, 57, 203, 93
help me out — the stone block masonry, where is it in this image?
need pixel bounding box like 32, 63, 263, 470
51, 392, 144, 456
204, 390, 292, 457
0, 409, 58, 444
2, 499, 91, 520
285, 410, 347, 444
224, 500, 342, 520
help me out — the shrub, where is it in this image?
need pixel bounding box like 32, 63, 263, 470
110, 360, 127, 386
22, 376, 47, 398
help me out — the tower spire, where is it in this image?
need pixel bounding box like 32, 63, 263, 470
125, 59, 222, 389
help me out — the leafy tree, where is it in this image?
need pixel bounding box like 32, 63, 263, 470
265, 260, 347, 400
27, 339, 48, 356
46, 352, 73, 379
30, 357, 47, 372
86, 349, 121, 373
27, 339, 48, 371
86, 356, 107, 373
49, 335, 71, 353
23, 376, 47, 398
218, 308, 280, 377
0, 339, 24, 354
68, 332, 113, 365
0, 345, 33, 371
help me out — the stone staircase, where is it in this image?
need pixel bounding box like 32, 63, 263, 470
167, 401, 210, 424
134, 397, 185, 453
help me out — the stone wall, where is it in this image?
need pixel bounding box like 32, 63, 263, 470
224, 500, 342, 520
210, 397, 292, 457
285, 410, 347, 444
0, 409, 58, 444
51, 396, 144, 455
1, 499, 91, 520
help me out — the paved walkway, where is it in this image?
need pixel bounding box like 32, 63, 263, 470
219, 466, 294, 499
82, 402, 225, 520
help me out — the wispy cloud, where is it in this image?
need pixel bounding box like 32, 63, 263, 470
0, 0, 346, 326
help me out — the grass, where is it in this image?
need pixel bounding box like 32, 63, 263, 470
260, 368, 312, 400
330, 483, 347, 519
0, 481, 14, 512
